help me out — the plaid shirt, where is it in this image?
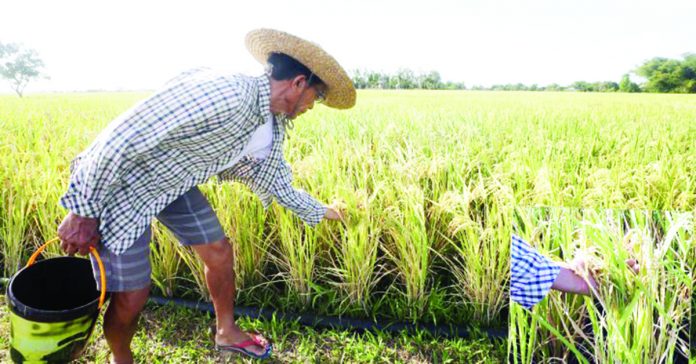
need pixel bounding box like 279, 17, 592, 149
510, 235, 561, 309
59, 69, 326, 255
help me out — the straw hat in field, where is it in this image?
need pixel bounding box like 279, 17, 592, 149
245, 28, 356, 109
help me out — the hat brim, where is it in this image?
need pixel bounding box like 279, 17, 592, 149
246, 29, 356, 109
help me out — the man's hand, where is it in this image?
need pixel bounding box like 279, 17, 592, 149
554, 256, 640, 296
324, 206, 345, 222
57, 212, 101, 256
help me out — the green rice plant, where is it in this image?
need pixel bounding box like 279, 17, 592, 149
509, 294, 591, 364
432, 174, 512, 326
283, 128, 388, 313
270, 205, 320, 308
30, 182, 66, 258
381, 183, 432, 321
690, 209, 696, 360
149, 223, 182, 298
323, 187, 382, 313
508, 303, 536, 364
584, 210, 692, 363
0, 189, 31, 277
176, 244, 210, 301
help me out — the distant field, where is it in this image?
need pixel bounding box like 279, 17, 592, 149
1, 90, 694, 334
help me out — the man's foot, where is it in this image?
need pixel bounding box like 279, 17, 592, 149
109, 352, 134, 364
215, 326, 271, 358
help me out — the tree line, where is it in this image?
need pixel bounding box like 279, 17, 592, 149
352, 53, 696, 93
352, 69, 466, 90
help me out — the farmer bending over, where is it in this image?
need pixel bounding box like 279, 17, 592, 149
57, 29, 354, 362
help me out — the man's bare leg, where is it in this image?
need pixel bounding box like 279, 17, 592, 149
103, 286, 150, 364
191, 238, 268, 355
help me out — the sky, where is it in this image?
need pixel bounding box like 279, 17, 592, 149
1, 0, 694, 93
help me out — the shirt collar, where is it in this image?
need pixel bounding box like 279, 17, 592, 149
255, 75, 273, 122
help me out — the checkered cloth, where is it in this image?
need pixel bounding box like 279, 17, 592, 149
60, 68, 326, 255
91, 186, 226, 292
510, 234, 561, 309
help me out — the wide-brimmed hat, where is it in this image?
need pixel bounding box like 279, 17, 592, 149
245, 28, 356, 109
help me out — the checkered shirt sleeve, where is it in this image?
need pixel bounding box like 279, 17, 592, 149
510, 234, 561, 309
270, 160, 327, 226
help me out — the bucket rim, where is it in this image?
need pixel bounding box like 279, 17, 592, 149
7, 256, 103, 323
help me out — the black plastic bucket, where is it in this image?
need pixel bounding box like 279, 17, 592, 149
6, 240, 106, 363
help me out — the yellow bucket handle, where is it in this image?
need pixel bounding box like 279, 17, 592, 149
26, 237, 107, 309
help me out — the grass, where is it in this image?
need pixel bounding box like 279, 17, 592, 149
0, 294, 507, 363
508, 207, 693, 363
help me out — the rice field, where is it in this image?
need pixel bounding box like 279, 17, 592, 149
509, 207, 693, 363
1, 90, 695, 339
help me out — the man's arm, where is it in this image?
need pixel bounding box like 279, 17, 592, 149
511, 235, 640, 308
510, 235, 561, 309
269, 160, 343, 225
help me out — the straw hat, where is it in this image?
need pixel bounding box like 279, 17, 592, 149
245, 28, 356, 109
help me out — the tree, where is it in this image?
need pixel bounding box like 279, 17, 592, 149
571, 81, 593, 92
444, 81, 466, 90
594, 81, 619, 92
678, 53, 696, 93
378, 74, 390, 89
394, 69, 416, 89
636, 57, 685, 93
0, 42, 46, 97
351, 69, 367, 89
619, 74, 641, 93
419, 71, 443, 89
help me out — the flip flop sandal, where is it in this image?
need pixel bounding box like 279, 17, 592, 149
247, 331, 272, 347
215, 339, 273, 360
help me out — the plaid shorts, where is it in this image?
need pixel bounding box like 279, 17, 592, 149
89, 186, 226, 292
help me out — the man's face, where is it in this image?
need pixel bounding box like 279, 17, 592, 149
287, 77, 326, 119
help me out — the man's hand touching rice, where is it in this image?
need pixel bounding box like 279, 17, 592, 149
324, 206, 345, 221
